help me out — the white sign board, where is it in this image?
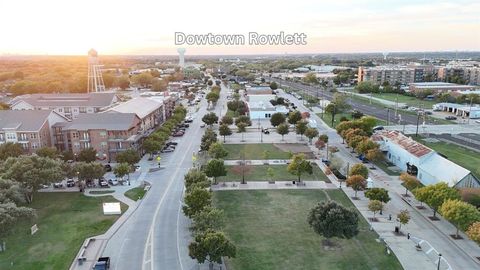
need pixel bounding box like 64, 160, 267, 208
31, 224, 38, 235
103, 202, 121, 215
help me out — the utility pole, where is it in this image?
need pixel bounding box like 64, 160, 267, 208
395, 93, 398, 118
415, 112, 421, 137
467, 96, 473, 124
386, 108, 390, 126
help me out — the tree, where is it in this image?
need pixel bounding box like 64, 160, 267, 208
77, 147, 97, 163
288, 110, 302, 125
365, 148, 383, 168
303, 72, 319, 84
307, 201, 359, 245
236, 122, 247, 142
267, 167, 275, 182
183, 187, 212, 218
115, 75, 130, 90
204, 159, 226, 184
400, 173, 421, 196
276, 123, 289, 141
114, 162, 131, 182
221, 115, 233, 125
467, 222, 480, 244
368, 200, 383, 218
346, 175, 366, 198
75, 161, 105, 183
365, 188, 390, 214
304, 127, 319, 144
397, 210, 411, 232
270, 112, 286, 127
116, 149, 140, 166
143, 138, 162, 158
413, 182, 460, 217
356, 81, 379, 93
188, 230, 236, 268
191, 206, 225, 235
219, 124, 232, 143
315, 139, 326, 151
184, 169, 210, 192
201, 129, 218, 152
235, 115, 251, 126
287, 154, 313, 183
349, 163, 369, 179
132, 72, 153, 88
206, 91, 220, 103
440, 199, 480, 238
1, 156, 65, 203
0, 203, 35, 251
35, 147, 58, 159
0, 142, 23, 160
202, 112, 219, 127
295, 120, 308, 140
319, 134, 329, 143
231, 159, 253, 184
208, 142, 228, 159
269, 81, 278, 90
355, 139, 378, 155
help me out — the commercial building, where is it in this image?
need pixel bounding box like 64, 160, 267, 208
246, 94, 289, 120
0, 110, 67, 154
357, 65, 434, 86
372, 130, 479, 188
408, 82, 477, 93
433, 103, 480, 119
9, 92, 117, 120
53, 113, 142, 162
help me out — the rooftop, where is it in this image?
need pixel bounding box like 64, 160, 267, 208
64, 113, 139, 131
9, 92, 117, 107
0, 110, 53, 132
105, 97, 163, 119
409, 82, 476, 89
377, 130, 433, 157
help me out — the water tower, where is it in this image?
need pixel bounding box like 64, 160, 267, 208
382, 52, 389, 61
177, 48, 186, 68
87, 49, 105, 92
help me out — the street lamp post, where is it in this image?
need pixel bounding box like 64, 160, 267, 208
437, 253, 442, 270
415, 112, 421, 137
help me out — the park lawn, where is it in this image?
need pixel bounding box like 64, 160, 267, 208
0, 193, 126, 270
223, 144, 291, 160
218, 164, 329, 182
317, 113, 387, 129
214, 190, 402, 270
124, 186, 147, 201
371, 93, 437, 109
416, 138, 480, 178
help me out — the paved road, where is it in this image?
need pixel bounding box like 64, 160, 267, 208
102, 84, 228, 270
270, 78, 437, 126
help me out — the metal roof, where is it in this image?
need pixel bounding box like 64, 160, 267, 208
10, 92, 116, 107
0, 110, 52, 132
63, 113, 139, 131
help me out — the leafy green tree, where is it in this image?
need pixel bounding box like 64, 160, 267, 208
35, 147, 58, 159
270, 112, 286, 127
191, 206, 225, 235
276, 123, 289, 141
236, 122, 247, 142
400, 173, 422, 196
467, 222, 480, 244
295, 120, 308, 140
75, 162, 105, 183
206, 91, 220, 103
77, 147, 97, 163
349, 163, 369, 179
143, 138, 162, 158
414, 182, 460, 217
332, 93, 351, 112
204, 159, 227, 184
303, 72, 319, 84
267, 167, 275, 182
355, 81, 379, 93
185, 169, 210, 192
397, 210, 411, 232
132, 72, 153, 87
355, 139, 378, 155
1, 156, 65, 203
287, 154, 313, 183
208, 142, 228, 159
304, 127, 319, 144
200, 129, 218, 151
319, 134, 329, 143
114, 163, 131, 182
269, 81, 278, 90
116, 149, 140, 166
366, 148, 383, 168
235, 115, 251, 126
368, 200, 383, 218
202, 112, 219, 127
288, 110, 302, 125
0, 202, 35, 251
440, 199, 480, 238
346, 175, 366, 198
307, 201, 359, 245
188, 230, 236, 267
115, 75, 130, 90
365, 188, 390, 205
219, 124, 232, 143
0, 142, 23, 160
221, 115, 233, 125
183, 187, 212, 218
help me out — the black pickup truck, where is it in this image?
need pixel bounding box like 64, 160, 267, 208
94, 257, 110, 270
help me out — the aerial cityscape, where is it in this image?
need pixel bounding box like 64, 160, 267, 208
0, 1, 479, 270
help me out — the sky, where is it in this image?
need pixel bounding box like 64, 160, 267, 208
0, 0, 479, 55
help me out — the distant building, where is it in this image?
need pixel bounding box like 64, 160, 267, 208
357, 65, 432, 85
408, 82, 477, 93
9, 92, 117, 120
433, 102, 480, 119
372, 130, 479, 188
246, 94, 288, 120
53, 113, 142, 162
0, 110, 67, 154
245, 86, 273, 95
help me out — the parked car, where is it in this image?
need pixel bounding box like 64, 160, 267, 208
40, 184, 49, 189
166, 141, 178, 146
134, 165, 141, 171
200, 123, 206, 128
173, 131, 184, 137
53, 182, 64, 188
161, 146, 175, 153
262, 128, 270, 134
99, 180, 109, 188
104, 164, 112, 172
66, 179, 75, 187
445, 116, 457, 120
94, 257, 110, 270
372, 126, 384, 132
108, 179, 119, 186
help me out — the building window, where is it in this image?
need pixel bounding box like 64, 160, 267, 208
79, 107, 86, 113
64, 107, 71, 113
99, 131, 107, 138
6, 133, 16, 140
30, 133, 37, 139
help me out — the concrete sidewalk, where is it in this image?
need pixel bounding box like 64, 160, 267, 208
211, 180, 337, 191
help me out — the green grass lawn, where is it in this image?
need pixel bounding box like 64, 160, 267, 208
415, 138, 480, 178
372, 160, 401, 176
89, 190, 115, 195
124, 186, 147, 201
371, 93, 437, 109
219, 164, 329, 182
223, 144, 291, 160
0, 193, 126, 270
317, 113, 387, 129
214, 190, 402, 270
